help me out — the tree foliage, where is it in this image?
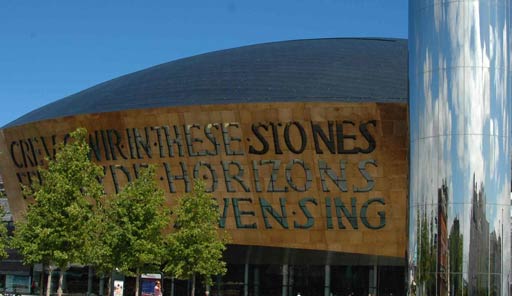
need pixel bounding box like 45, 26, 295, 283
83, 190, 117, 276
164, 180, 229, 294
0, 206, 9, 259
12, 127, 104, 268
11, 128, 104, 296
106, 165, 169, 296
0, 189, 9, 259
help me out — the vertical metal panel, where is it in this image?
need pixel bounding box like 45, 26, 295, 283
409, 0, 511, 295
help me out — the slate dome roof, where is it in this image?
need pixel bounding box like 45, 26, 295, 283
5, 38, 408, 128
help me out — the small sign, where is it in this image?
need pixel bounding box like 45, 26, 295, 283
140, 273, 163, 296
113, 280, 124, 296
140, 273, 162, 279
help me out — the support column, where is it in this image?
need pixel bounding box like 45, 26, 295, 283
408, 0, 511, 295
324, 265, 330, 296
282, 264, 288, 296
61, 269, 67, 294
216, 275, 222, 296
87, 266, 93, 296
369, 264, 377, 296
288, 266, 293, 296
170, 277, 175, 296
99, 276, 104, 296
253, 266, 260, 296
244, 263, 249, 296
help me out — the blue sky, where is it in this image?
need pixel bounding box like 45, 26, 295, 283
0, 0, 407, 127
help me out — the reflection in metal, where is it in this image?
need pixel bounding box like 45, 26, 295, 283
408, 0, 511, 295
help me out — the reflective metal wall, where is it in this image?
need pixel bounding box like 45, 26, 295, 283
409, 0, 511, 295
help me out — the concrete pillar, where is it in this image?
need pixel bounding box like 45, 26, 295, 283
282, 264, 288, 296
244, 263, 249, 296
170, 277, 175, 296
369, 264, 377, 296
253, 266, 260, 296
324, 265, 330, 296
87, 266, 93, 296
99, 276, 104, 296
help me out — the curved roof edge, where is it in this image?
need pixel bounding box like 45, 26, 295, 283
5, 37, 408, 128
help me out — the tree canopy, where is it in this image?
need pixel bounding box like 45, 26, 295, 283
12, 128, 104, 296
106, 165, 169, 296
164, 180, 229, 295
10, 127, 230, 296
0, 206, 9, 260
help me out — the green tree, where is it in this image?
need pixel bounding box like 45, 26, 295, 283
12, 128, 104, 296
82, 191, 117, 296
0, 190, 10, 260
0, 206, 9, 260
107, 165, 169, 296
164, 180, 229, 296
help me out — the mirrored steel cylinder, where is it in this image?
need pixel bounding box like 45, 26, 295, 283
409, 0, 511, 295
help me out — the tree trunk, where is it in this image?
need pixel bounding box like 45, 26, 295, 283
39, 263, 45, 296
46, 266, 53, 296
191, 274, 195, 296
135, 267, 140, 296
107, 275, 111, 296
57, 269, 64, 296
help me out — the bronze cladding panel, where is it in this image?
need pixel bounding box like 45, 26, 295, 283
0, 102, 408, 258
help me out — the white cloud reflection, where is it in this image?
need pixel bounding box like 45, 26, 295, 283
410, 0, 511, 290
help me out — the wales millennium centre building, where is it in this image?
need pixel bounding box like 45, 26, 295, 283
0, 0, 511, 295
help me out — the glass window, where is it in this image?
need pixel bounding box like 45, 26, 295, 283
5, 275, 31, 294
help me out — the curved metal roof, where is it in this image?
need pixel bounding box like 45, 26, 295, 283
5, 38, 408, 128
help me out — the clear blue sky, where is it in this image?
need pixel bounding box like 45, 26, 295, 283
0, 0, 407, 127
